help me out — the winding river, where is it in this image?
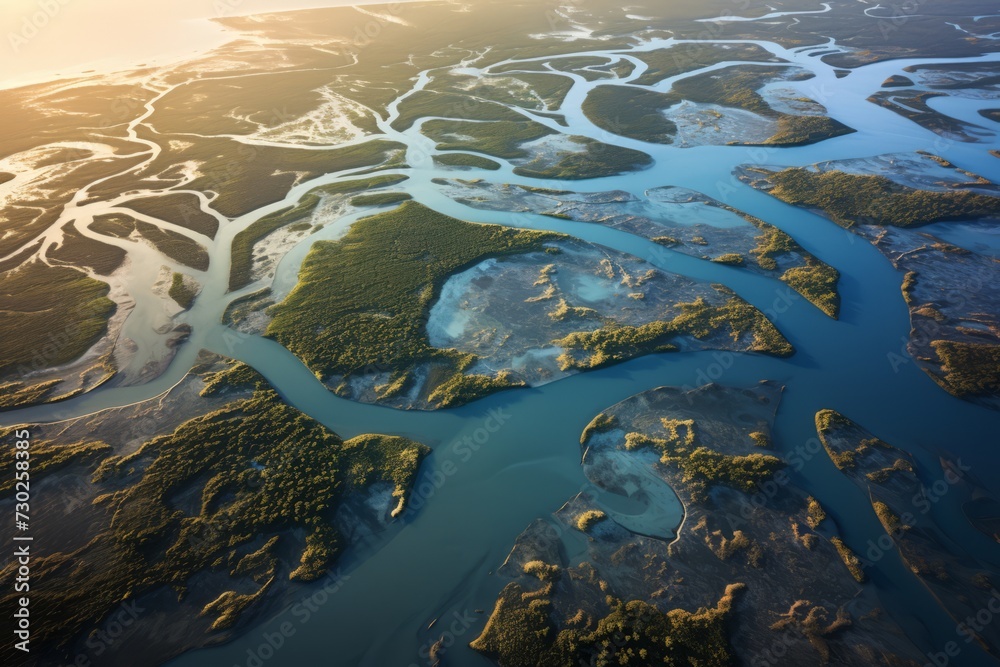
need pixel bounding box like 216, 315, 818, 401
2, 22, 1000, 667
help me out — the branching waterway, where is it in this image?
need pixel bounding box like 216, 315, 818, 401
2, 25, 1000, 667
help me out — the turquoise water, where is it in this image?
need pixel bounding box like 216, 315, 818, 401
2, 29, 999, 667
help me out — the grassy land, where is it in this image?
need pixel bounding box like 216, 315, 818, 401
267, 201, 559, 407
762, 115, 854, 147
868, 90, 979, 139
168, 272, 198, 310
433, 153, 502, 170
815, 409, 889, 471
0, 368, 428, 656
0, 153, 146, 258
228, 174, 408, 291
471, 577, 744, 667
554, 291, 794, 371
0, 439, 109, 495
91, 213, 209, 270
632, 43, 782, 86
422, 119, 555, 159
625, 424, 784, 499
0, 261, 115, 376
931, 341, 1000, 397
391, 91, 524, 131
763, 168, 1000, 228
47, 220, 126, 276
580, 412, 617, 444
576, 509, 607, 532
582, 86, 678, 143
584, 66, 851, 146
512, 136, 652, 180
123, 193, 219, 238
781, 263, 841, 318
830, 537, 866, 583
742, 214, 840, 318
425, 71, 574, 112
0, 379, 66, 410
86, 134, 405, 220
350, 192, 412, 207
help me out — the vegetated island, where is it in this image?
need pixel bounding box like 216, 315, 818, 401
0, 357, 428, 666
436, 179, 841, 318
468, 383, 928, 666
261, 201, 794, 409
738, 154, 1000, 409
582, 64, 854, 147
816, 409, 1000, 657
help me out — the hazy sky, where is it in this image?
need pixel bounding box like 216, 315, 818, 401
0, 0, 414, 88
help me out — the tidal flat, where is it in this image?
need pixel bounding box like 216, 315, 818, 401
0, 0, 999, 664
740, 153, 1000, 408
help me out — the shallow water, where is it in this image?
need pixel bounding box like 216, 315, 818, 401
1, 22, 999, 667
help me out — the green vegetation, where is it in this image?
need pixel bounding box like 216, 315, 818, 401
391, 91, 524, 131
711, 253, 744, 266
1, 367, 428, 652
426, 370, 525, 409
471, 580, 745, 667
576, 510, 608, 533
433, 153, 502, 170
513, 137, 653, 180
931, 341, 1000, 397
185, 138, 405, 218
350, 192, 412, 207
580, 412, 618, 444
546, 55, 617, 81
866, 458, 914, 483
523, 560, 561, 582
0, 437, 109, 495
585, 66, 850, 146
548, 298, 598, 321
91, 213, 209, 271
425, 71, 574, 111
623, 422, 783, 499
781, 263, 840, 319
868, 90, 977, 139
202, 580, 273, 631
228, 174, 408, 291
510, 73, 574, 109
764, 168, 1000, 228
168, 273, 198, 310
749, 220, 798, 270
582, 86, 678, 143
267, 202, 558, 407
873, 501, 904, 534
47, 220, 126, 275
632, 43, 781, 86
830, 537, 866, 583
815, 409, 890, 470
806, 496, 826, 529
124, 193, 219, 238
762, 115, 854, 147
0, 379, 64, 410
0, 261, 115, 376
670, 65, 786, 117
554, 292, 793, 371
422, 119, 555, 159
0, 153, 147, 258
